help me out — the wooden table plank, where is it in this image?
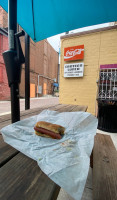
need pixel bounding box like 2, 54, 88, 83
0, 104, 83, 129
81, 168, 93, 200
0, 104, 62, 123
0, 104, 87, 165
0, 104, 72, 126
0, 135, 19, 167
70, 105, 88, 112
93, 133, 117, 200
0, 153, 60, 200
0, 104, 88, 200
0, 104, 83, 165
0, 104, 87, 123
0, 104, 68, 129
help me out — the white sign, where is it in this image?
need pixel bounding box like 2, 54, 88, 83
64, 63, 84, 77
38, 86, 42, 94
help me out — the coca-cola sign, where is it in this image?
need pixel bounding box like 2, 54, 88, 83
64, 45, 84, 61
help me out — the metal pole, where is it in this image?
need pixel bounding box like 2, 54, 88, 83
8, 0, 20, 123
25, 33, 30, 110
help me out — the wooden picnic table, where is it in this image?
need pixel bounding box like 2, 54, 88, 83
0, 103, 87, 200
93, 133, 117, 200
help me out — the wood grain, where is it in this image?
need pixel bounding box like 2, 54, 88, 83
71, 105, 88, 112
0, 104, 87, 123
82, 167, 93, 200
0, 104, 63, 123
0, 104, 68, 129
0, 135, 19, 167
0, 104, 87, 200
0, 104, 87, 129
0, 153, 60, 200
93, 133, 117, 200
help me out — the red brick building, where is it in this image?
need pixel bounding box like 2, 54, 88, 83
0, 28, 10, 100
0, 7, 59, 99
20, 37, 59, 98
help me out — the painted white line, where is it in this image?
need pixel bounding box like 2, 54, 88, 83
0, 111, 11, 116
0, 101, 10, 104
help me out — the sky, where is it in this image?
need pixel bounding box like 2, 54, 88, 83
47, 22, 112, 53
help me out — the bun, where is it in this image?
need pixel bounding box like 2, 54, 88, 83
34, 121, 65, 139
36, 121, 65, 134
35, 131, 51, 138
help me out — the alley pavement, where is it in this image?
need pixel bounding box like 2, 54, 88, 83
0, 97, 59, 116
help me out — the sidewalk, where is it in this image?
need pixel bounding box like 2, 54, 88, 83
0, 97, 59, 116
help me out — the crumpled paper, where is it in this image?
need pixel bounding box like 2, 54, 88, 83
1, 110, 98, 200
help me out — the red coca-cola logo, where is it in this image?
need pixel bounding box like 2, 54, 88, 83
64, 45, 84, 61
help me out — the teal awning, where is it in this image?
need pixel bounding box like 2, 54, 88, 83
1, 0, 117, 42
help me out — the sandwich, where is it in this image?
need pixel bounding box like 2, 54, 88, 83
34, 121, 65, 139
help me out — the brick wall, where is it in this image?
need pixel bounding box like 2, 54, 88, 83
0, 7, 59, 99
0, 7, 10, 100
20, 39, 58, 97
59, 27, 117, 115
0, 7, 8, 28
0, 34, 10, 100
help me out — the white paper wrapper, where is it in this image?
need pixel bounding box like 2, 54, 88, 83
1, 110, 98, 200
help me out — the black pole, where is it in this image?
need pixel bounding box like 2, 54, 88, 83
25, 33, 30, 110
8, 0, 20, 123
8, 0, 17, 50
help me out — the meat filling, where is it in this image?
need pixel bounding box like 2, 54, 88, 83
34, 126, 62, 139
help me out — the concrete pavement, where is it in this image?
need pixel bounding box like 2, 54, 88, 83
0, 97, 59, 116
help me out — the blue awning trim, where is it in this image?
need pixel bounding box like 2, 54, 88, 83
53, 83, 59, 87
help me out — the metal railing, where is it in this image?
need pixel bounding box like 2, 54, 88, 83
97, 69, 117, 101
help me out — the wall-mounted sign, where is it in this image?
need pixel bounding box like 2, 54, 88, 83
64, 45, 84, 61
64, 63, 84, 77
100, 64, 117, 69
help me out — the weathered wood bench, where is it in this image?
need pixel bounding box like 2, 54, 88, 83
0, 103, 87, 200
93, 133, 117, 200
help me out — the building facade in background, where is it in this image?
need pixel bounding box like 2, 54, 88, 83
20, 37, 58, 98
0, 27, 10, 100
0, 7, 58, 100
59, 25, 117, 115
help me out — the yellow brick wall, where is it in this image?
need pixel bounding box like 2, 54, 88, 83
59, 28, 117, 115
